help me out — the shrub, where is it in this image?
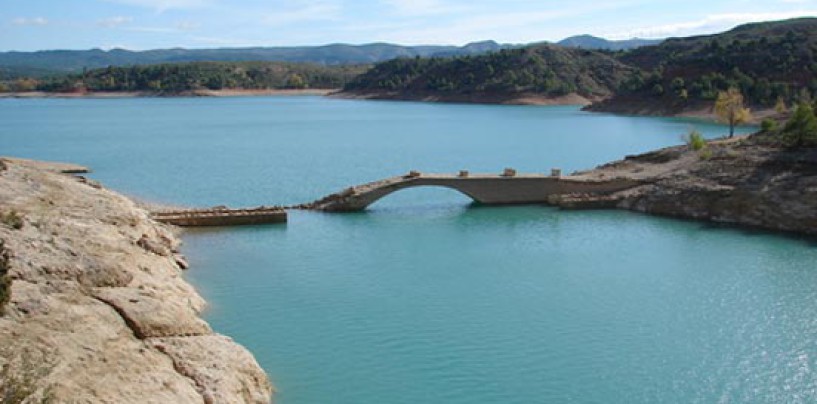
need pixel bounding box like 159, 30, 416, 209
760, 118, 778, 133
685, 129, 707, 151
0, 345, 55, 403
782, 102, 817, 148
0, 211, 23, 230
0, 240, 9, 315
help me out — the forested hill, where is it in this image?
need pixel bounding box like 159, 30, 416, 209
0, 41, 508, 75
597, 17, 817, 112
6, 62, 368, 93
343, 18, 817, 109
342, 45, 635, 102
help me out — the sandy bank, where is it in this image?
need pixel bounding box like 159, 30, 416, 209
584, 96, 777, 125
332, 90, 596, 106
0, 88, 336, 99
0, 158, 273, 403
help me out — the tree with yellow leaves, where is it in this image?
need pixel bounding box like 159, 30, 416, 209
714, 87, 752, 138
775, 96, 788, 114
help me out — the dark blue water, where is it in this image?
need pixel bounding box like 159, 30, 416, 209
4, 96, 815, 403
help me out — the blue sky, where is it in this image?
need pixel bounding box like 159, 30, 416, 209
2, 0, 817, 51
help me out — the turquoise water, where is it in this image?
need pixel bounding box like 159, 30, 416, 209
3, 97, 816, 403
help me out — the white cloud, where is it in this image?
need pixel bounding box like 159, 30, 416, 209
175, 21, 200, 31
263, 1, 341, 26
367, 2, 635, 45
123, 20, 198, 34
190, 35, 267, 47
382, 0, 465, 16
126, 26, 177, 33
608, 10, 817, 39
102, 0, 212, 12
12, 17, 48, 26
97, 16, 133, 28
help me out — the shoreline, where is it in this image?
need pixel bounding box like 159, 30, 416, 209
549, 134, 817, 236
0, 157, 273, 402
0, 88, 337, 99
330, 90, 597, 106
1, 87, 775, 125
583, 97, 780, 125
334, 90, 781, 124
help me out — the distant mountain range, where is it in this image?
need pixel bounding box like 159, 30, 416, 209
556, 35, 662, 51
0, 35, 664, 77
0, 41, 509, 76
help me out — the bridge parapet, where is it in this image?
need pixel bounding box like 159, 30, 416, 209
300, 171, 645, 212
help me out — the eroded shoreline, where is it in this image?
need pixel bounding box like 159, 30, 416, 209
0, 158, 273, 403
0, 88, 336, 99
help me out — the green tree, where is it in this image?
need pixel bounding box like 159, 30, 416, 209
782, 102, 817, 147
286, 73, 307, 89
714, 87, 752, 138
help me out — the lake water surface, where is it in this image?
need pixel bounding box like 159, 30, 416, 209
3, 96, 815, 403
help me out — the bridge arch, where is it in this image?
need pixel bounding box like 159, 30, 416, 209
304, 173, 643, 212
356, 182, 486, 210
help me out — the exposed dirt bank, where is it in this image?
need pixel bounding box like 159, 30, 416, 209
0, 89, 335, 99
555, 135, 817, 235
332, 90, 596, 106
0, 158, 273, 403
584, 96, 777, 124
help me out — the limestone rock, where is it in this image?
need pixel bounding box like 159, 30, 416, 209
151, 336, 274, 404
93, 287, 212, 338
556, 136, 817, 235
0, 158, 273, 403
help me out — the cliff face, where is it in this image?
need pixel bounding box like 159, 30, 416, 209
555, 136, 817, 235
0, 158, 273, 403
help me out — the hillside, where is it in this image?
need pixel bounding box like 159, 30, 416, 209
341, 45, 635, 104
557, 35, 662, 50
0, 41, 508, 75
2, 61, 367, 94
341, 18, 817, 112
590, 18, 817, 114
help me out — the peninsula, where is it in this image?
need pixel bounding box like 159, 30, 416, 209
0, 158, 273, 403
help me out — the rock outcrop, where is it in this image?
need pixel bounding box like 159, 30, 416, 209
553, 136, 817, 235
0, 158, 273, 403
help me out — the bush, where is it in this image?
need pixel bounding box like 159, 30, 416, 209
0, 211, 23, 230
782, 102, 817, 147
0, 240, 9, 315
761, 118, 779, 133
0, 345, 55, 403
685, 129, 707, 151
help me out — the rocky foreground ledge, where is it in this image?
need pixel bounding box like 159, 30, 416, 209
0, 158, 272, 403
554, 135, 817, 235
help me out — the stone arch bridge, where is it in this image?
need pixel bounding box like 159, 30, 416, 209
300, 171, 644, 212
